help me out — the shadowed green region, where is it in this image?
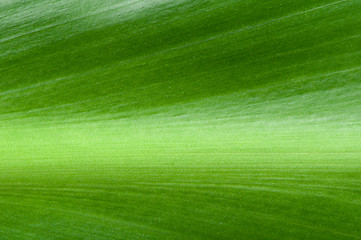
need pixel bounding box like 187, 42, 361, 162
0, 0, 361, 239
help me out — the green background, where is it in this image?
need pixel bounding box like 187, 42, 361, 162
1, 0, 361, 239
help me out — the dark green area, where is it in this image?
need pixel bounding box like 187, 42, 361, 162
0, 0, 360, 239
